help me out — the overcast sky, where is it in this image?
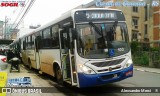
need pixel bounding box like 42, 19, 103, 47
0, 0, 93, 27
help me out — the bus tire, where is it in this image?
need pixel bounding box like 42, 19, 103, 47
55, 66, 63, 85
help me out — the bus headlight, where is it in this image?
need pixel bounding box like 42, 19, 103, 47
124, 59, 133, 69
78, 64, 96, 74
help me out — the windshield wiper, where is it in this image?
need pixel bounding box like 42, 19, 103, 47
89, 22, 102, 36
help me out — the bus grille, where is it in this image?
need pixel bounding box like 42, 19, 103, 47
91, 58, 125, 67
97, 65, 121, 72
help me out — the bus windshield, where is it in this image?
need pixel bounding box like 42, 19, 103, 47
76, 22, 130, 59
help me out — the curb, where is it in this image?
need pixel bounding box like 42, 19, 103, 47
134, 68, 160, 74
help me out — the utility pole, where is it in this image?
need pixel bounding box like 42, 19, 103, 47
0, 21, 3, 39
4, 16, 8, 39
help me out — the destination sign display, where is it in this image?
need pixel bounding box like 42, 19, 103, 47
86, 12, 117, 20
74, 10, 125, 23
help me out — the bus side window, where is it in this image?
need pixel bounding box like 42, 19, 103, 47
42, 28, 51, 48
52, 25, 59, 48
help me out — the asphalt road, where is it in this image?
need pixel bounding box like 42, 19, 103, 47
52, 70, 160, 96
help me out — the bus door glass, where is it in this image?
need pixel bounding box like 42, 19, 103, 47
60, 27, 77, 85
22, 38, 27, 64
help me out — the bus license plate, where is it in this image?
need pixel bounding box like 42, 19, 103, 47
113, 74, 117, 78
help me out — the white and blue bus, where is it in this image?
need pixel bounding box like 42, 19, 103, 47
10, 8, 133, 88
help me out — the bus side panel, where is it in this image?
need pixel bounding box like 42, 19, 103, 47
39, 49, 61, 76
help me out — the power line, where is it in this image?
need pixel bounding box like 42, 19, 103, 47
13, 0, 36, 29
11, 0, 30, 28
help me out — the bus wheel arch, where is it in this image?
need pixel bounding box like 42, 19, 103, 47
53, 63, 63, 84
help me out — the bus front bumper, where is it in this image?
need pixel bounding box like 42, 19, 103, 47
78, 64, 133, 88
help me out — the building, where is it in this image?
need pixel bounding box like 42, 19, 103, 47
143, 0, 153, 41
5, 24, 19, 40
153, 0, 160, 44
10, 28, 20, 40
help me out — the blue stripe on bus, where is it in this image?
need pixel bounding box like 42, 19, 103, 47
78, 65, 133, 88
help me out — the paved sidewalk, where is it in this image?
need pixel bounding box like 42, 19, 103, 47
134, 65, 160, 74
1, 64, 10, 72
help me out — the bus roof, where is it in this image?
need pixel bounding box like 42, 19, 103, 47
16, 8, 123, 40
35, 8, 122, 33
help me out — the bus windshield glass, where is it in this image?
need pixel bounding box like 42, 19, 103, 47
76, 22, 130, 59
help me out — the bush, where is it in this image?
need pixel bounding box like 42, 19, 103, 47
132, 52, 149, 66
130, 41, 141, 54
150, 47, 160, 51
140, 53, 149, 66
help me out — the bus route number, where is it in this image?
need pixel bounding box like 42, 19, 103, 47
118, 48, 124, 52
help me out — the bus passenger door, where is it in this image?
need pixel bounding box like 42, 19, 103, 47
60, 28, 77, 86
35, 36, 41, 69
